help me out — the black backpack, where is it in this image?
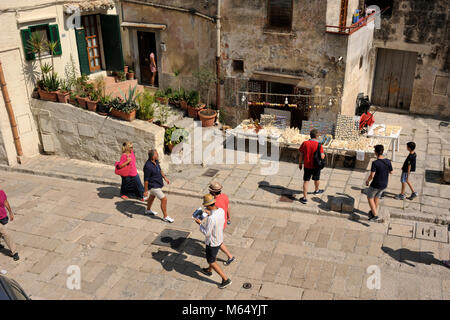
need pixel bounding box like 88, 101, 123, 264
314, 143, 325, 170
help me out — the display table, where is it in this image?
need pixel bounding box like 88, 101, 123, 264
227, 125, 281, 142
367, 124, 402, 161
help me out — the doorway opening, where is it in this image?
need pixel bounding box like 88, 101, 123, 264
137, 31, 159, 87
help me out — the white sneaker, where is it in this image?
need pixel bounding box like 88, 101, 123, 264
145, 210, 158, 216
163, 216, 174, 223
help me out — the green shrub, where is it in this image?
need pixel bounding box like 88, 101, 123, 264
137, 89, 156, 121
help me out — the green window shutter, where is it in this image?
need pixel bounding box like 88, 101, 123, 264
48, 24, 62, 55
100, 14, 124, 72
75, 28, 90, 75
20, 28, 35, 61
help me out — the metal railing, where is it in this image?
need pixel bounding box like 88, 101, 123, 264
325, 11, 378, 35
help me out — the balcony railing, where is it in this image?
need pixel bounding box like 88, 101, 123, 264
325, 11, 377, 35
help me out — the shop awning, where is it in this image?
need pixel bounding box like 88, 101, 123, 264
251, 71, 312, 88
120, 22, 167, 30
63, 0, 115, 14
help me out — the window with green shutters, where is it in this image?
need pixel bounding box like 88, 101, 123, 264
20, 24, 62, 61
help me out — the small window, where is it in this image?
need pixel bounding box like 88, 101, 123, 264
232, 59, 244, 72
267, 0, 293, 30
359, 56, 364, 69
21, 24, 62, 61
29, 25, 51, 56
364, 0, 393, 17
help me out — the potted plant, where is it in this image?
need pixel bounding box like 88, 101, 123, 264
56, 79, 70, 103
187, 90, 204, 118
111, 84, 141, 121
193, 65, 217, 114
86, 90, 100, 112
137, 89, 156, 122
69, 91, 77, 105
124, 65, 129, 73
39, 64, 60, 102
155, 89, 167, 104
180, 88, 188, 111
75, 75, 89, 108
97, 94, 112, 116
164, 126, 189, 153
127, 69, 135, 80
115, 71, 126, 82
199, 107, 217, 127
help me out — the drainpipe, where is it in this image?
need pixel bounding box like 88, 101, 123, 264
0, 60, 23, 162
216, 0, 221, 111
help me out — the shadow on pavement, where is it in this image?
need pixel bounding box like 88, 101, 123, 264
114, 200, 161, 221
381, 246, 445, 267
97, 186, 120, 199
152, 250, 219, 285
258, 181, 301, 196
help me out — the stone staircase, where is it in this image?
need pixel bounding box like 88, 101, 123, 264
104, 76, 145, 98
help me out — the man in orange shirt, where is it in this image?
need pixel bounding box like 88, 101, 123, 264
209, 182, 235, 266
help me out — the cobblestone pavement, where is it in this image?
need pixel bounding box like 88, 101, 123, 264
0, 171, 449, 300
7, 111, 448, 224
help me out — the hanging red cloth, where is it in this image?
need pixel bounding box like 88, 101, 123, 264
359, 112, 375, 130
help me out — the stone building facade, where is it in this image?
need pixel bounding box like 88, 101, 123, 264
0, 0, 122, 165
119, 0, 375, 126
366, 0, 449, 117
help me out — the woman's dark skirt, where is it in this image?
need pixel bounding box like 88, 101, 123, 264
120, 174, 144, 199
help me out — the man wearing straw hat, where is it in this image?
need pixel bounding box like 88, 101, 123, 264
209, 181, 235, 266
194, 194, 232, 289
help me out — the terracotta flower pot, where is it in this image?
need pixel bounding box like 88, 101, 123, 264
57, 91, 70, 103
124, 66, 129, 73
126, 72, 135, 80
156, 97, 167, 105
76, 96, 88, 109
38, 88, 58, 102
86, 99, 98, 112
198, 109, 217, 127
180, 100, 188, 110
69, 97, 77, 105
111, 108, 136, 121
167, 142, 175, 152
187, 104, 205, 119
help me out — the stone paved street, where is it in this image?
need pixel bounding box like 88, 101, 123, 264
6, 111, 449, 224
0, 170, 449, 300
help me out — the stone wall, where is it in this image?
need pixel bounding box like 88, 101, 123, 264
120, 0, 217, 96
341, 19, 376, 115
30, 99, 167, 171
220, 0, 349, 124
371, 0, 449, 117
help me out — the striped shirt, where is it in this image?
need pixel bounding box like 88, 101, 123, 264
200, 208, 225, 247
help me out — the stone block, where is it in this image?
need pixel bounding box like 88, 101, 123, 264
444, 157, 450, 183
57, 119, 76, 134
329, 197, 342, 212
341, 198, 355, 213
41, 134, 55, 153
38, 114, 54, 134
77, 123, 95, 138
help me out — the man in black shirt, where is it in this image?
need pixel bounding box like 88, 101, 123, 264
395, 142, 417, 200
143, 149, 174, 223
365, 145, 393, 221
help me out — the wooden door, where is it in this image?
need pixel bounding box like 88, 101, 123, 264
82, 15, 101, 73
372, 48, 417, 110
